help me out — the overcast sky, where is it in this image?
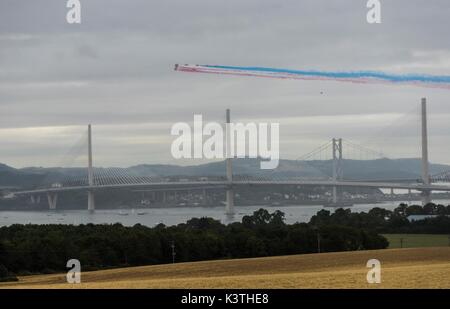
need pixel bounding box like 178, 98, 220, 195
1, 0, 450, 168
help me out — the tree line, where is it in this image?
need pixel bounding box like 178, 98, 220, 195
310, 203, 450, 234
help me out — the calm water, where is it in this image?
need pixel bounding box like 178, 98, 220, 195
2, 199, 449, 227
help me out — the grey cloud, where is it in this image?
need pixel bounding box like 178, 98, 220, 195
0, 0, 449, 167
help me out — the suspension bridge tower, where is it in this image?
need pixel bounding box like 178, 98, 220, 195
87, 124, 95, 211
421, 98, 431, 205
332, 138, 343, 204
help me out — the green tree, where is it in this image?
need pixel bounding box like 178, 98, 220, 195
0, 264, 8, 278
393, 203, 408, 216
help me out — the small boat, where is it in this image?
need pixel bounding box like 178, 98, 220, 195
118, 210, 129, 216
137, 211, 147, 215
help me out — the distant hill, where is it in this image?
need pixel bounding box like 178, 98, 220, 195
127, 158, 450, 181
1, 158, 449, 189
0, 163, 45, 188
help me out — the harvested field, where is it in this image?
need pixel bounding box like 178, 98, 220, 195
1, 247, 449, 289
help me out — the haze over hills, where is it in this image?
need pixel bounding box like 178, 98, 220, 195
0, 163, 44, 188
127, 158, 450, 180
1, 158, 450, 189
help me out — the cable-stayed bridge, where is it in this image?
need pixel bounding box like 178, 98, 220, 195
11, 98, 450, 214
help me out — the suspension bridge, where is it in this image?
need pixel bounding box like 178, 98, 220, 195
11, 98, 450, 214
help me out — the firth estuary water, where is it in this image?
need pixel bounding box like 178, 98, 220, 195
1, 199, 449, 227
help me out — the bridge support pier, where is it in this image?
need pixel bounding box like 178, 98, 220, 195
226, 188, 234, 215
202, 188, 207, 205
88, 190, 95, 211
421, 190, 431, 205
47, 192, 58, 210
30, 195, 39, 204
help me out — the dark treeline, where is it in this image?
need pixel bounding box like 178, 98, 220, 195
310, 203, 450, 234
0, 203, 449, 279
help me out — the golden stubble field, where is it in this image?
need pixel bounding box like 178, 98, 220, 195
1, 247, 449, 289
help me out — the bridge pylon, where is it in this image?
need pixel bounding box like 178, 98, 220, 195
225, 109, 234, 215
87, 124, 95, 211
421, 98, 431, 205
332, 138, 343, 204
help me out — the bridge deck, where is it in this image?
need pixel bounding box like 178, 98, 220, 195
13, 180, 450, 195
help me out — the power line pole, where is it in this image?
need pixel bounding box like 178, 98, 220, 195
317, 232, 321, 253
171, 241, 176, 264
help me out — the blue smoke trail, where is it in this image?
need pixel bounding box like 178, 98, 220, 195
175, 64, 450, 89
